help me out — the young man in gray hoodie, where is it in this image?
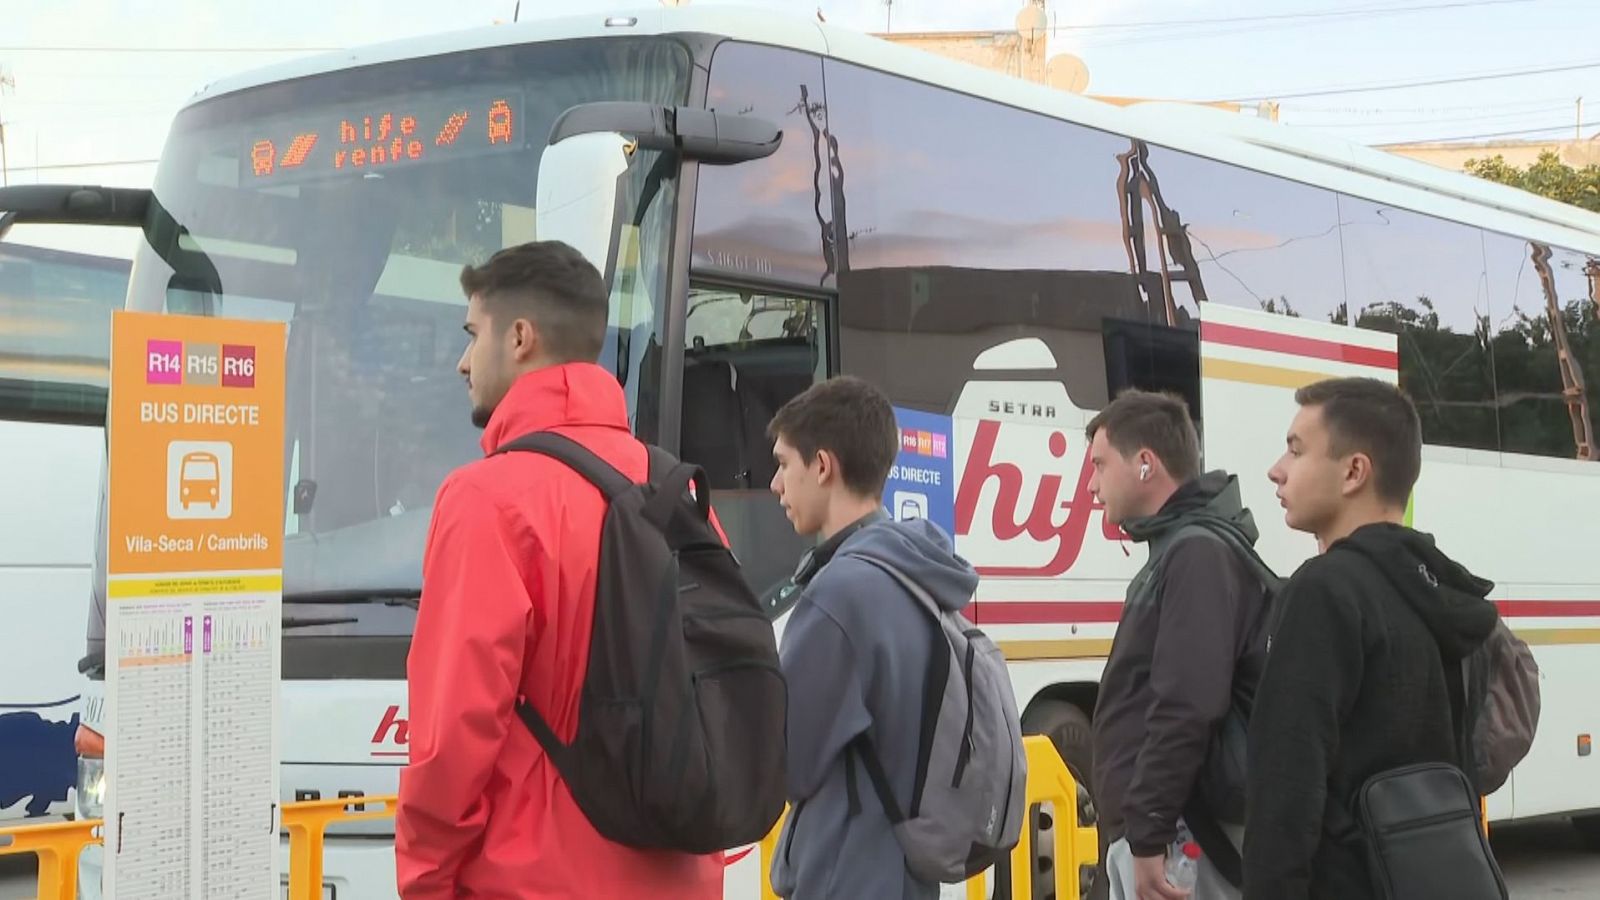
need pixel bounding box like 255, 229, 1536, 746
764, 376, 979, 900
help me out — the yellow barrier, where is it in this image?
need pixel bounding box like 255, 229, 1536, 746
0, 795, 400, 900
282, 794, 400, 900
0, 817, 101, 900
759, 735, 1095, 900
2, 744, 1490, 900
967, 735, 1099, 900
7, 740, 1097, 900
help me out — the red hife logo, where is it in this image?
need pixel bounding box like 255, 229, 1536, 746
371, 705, 409, 758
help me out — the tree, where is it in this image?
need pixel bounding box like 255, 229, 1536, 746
1463, 150, 1600, 214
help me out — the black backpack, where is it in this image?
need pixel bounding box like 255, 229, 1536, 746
1157, 520, 1284, 888
493, 431, 788, 853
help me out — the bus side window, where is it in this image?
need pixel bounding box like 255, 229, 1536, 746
679, 286, 829, 490
0, 243, 126, 425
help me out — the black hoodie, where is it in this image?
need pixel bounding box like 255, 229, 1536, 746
1242, 522, 1500, 900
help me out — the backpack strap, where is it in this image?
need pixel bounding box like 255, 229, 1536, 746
843, 551, 953, 822
1334, 542, 1478, 783
1157, 521, 1274, 890
492, 431, 640, 772
1165, 521, 1281, 597
493, 431, 633, 500
846, 552, 945, 620
849, 735, 908, 824
641, 458, 711, 530
498, 434, 710, 531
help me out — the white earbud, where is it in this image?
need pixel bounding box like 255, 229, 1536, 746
1139, 463, 1151, 481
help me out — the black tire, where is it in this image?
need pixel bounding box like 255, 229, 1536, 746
1022, 699, 1102, 900
1573, 813, 1600, 851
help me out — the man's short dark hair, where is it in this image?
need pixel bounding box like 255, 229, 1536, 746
767, 376, 898, 499
1295, 377, 1422, 507
459, 240, 608, 363
1084, 389, 1201, 483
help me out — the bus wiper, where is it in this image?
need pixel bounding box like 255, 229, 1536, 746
283, 616, 360, 630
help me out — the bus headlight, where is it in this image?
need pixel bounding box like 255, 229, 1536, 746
77, 756, 106, 820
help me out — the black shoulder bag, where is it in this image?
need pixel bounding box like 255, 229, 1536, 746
1343, 545, 1508, 900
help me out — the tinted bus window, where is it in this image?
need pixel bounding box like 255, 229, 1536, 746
1337, 198, 1500, 453
821, 60, 1157, 417
0, 244, 129, 424
1139, 145, 1347, 326
1485, 233, 1600, 460
694, 43, 835, 288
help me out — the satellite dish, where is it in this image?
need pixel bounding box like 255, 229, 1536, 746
1046, 54, 1090, 93
1016, 2, 1048, 41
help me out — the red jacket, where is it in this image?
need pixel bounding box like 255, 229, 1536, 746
396, 363, 725, 899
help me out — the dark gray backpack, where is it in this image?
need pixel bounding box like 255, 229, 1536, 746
845, 552, 1027, 884
1461, 619, 1540, 794
1342, 542, 1542, 796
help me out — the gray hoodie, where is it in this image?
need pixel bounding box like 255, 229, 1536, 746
768, 514, 980, 900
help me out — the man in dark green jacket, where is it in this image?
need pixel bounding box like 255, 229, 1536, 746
1088, 390, 1270, 900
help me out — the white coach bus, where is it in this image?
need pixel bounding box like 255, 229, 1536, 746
2, 6, 1597, 899
0, 243, 127, 828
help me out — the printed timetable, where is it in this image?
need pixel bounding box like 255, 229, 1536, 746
109, 609, 195, 899
200, 603, 277, 900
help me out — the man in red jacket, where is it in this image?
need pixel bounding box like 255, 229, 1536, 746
395, 241, 725, 899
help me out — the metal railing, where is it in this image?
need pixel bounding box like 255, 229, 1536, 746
1, 737, 1096, 900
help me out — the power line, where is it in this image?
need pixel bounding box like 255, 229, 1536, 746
1390, 120, 1600, 143
1290, 96, 1585, 114
1219, 59, 1600, 102
1304, 104, 1573, 128
1062, 0, 1534, 31
1067, 3, 1554, 51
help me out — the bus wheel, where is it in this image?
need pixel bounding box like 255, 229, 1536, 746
1021, 699, 1101, 900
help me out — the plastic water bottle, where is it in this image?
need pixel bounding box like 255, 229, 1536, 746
1165, 840, 1202, 890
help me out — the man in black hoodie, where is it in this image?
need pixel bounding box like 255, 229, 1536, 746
1245, 377, 1502, 900
1088, 390, 1268, 900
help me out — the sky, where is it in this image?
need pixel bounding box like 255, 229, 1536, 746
2, 0, 1597, 255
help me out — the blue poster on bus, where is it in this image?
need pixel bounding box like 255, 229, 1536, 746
884, 407, 956, 538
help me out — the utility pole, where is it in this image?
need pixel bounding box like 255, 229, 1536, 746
1578, 96, 1585, 140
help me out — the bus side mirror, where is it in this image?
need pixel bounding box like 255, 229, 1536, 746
0, 185, 151, 240
548, 102, 782, 166
535, 132, 636, 284
534, 102, 782, 278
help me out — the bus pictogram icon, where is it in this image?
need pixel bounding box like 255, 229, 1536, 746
166, 441, 233, 520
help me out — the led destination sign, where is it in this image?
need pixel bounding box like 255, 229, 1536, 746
244, 89, 523, 183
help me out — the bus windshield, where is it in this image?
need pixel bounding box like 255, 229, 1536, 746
122, 36, 690, 599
